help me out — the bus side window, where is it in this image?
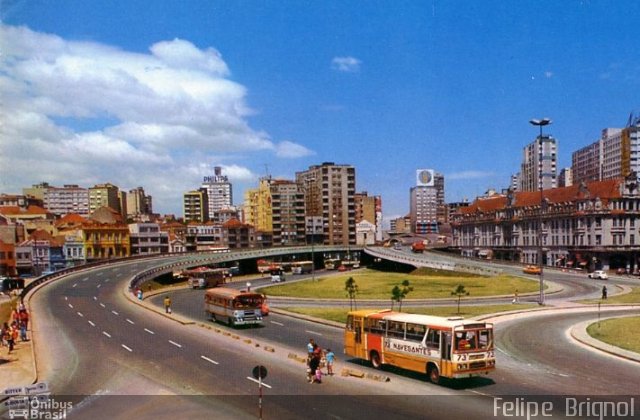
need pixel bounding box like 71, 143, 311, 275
387, 321, 405, 339
406, 323, 425, 342
425, 329, 440, 349
346, 315, 354, 331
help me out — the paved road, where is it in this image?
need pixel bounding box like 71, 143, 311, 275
22, 252, 640, 419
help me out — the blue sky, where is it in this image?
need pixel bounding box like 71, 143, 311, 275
1, 1, 638, 222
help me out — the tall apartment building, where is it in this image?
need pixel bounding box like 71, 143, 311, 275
127, 187, 150, 218
572, 118, 640, 185
201, 166, 233, 215
89, 183, 121, 215
410, 169, 444, 234
558, 168, 573, 187
572, 138, 603, 184
354, 191, 383, 242
520, 134, 557, 191
183, 189, 209, 223
243, 177, 273, 234
270, 179, 305, 246
296, 162, 356, 245
22, 182, 51, 201
44, 185, 89, 216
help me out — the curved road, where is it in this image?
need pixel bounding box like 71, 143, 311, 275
25, 254, 640, 419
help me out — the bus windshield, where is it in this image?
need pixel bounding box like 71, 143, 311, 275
455, 329, 492, 351
234, 295, 263, 308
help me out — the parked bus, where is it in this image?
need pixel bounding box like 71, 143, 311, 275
182, 267, 228, 289
324, 258, 341, 270
291, 260, 313, 274
204, 287, 264, 327
257, 259, 281, 274
344, 309, 495, 384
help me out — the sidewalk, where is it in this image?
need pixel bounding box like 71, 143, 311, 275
0, 331, 36, 394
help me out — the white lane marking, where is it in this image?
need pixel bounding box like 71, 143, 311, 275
246, 377, 272, 389
469, 390, 493, 397
126, 319, 134, 325
121, 344, 133, 352
77, 312, 83, 317
97, 272, 103, 276
144, 328, 155, 335
88, 321, 95, 327
64, 297, 68, 301
72, 283, 77, 288
305, 330, 323, 336
105, 279, 110, 282
82, 277, 88, 282
111, 310, 119, 316
93, 296, 97, 301
99, 303, 106, 308
102, 331, 111, 338
97, 284, 101, 288
270, 321, 284, 326
200, 355, 219, 365
68, 303, 74, 309
169, 340, 182, 348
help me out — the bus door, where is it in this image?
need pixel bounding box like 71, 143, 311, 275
344, 314, 364, 358
441, 331, 453, 378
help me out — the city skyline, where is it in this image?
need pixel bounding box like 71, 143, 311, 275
1, 2, 639, 222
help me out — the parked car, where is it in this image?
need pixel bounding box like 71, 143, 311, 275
588, 270, 608, 280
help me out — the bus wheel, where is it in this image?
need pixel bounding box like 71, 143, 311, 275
427, 364, 440, 384
370, 351, 382, 369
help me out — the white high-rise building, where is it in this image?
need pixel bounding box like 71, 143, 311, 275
201, 166, 233, 215
409, 169, 444, 234
520, 134, 557, 191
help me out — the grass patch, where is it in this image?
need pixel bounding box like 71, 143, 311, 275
282, 304, 538, 324
262, 268, 539, 299
586, 316, 640, 353
579, 287, 640, 304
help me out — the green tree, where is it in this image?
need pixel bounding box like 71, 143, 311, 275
345, 277, 359, 311
451, 284, 470, 314
390, 279, 413, 312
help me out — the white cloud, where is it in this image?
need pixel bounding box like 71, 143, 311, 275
275, 141, 315, 158
331, 56, 361, 73
0, 24, 314, 214
544, 71, 554, 78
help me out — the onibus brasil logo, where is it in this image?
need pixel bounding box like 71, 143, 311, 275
2, 382, 72, 419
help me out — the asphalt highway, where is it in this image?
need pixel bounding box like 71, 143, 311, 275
25, 253, 640, 419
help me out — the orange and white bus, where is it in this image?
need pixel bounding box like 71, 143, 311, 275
344, 309, 495, 384
291, 260, 313, 274
204, 287, 264, 327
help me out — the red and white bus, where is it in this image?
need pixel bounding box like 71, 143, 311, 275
204, 287, 264, 327
344, 309, 495, 384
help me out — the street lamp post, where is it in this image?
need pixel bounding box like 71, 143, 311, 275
529, 117, 552, 306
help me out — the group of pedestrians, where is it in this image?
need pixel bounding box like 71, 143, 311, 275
306, 338, 335, 384
1, 301, 29, 354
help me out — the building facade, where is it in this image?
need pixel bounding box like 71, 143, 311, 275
296, 162, 356, 245
128, 222, 169, 255
409, 169, 444, 234
451, 176, 640, 272
183, 189, 209, 223
201, 166, 233, 215
89, 183, 121, 215
520, 134, 557, 191
270, 179, 305, 246
44, 185, 89, 216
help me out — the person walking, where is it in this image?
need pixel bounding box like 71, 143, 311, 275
602, 285, 608, 300
164, 296, 172, 313
325, 348, 335, 376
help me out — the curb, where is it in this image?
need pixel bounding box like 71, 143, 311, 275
570, 316, 640, 363
122, 280, 195, 325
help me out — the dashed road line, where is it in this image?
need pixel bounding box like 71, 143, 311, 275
169, 340, 183, 348
200, 355, 219, 365
144, 328, 155, 335
77, 312, 83, 317
111, 310, 119, 316
88, 321, 95, 327
102, 331, 112, 338
82, 277, 88, 282
68, 303, 74, 309
72, 283, 77, 288
97, 284, 101, 289
270, 321, 284, 326
121, 344, 133, 352
64, 297, 68, 301
305, 330, 323, 336
126, 319, 135, 325
99, 303, 106, 308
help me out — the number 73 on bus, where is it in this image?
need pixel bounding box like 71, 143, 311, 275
344, 309, 495, 384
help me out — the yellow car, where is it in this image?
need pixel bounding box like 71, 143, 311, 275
523, 265, 542, 275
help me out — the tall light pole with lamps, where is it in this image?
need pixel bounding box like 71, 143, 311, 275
529, 117, 552, 305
